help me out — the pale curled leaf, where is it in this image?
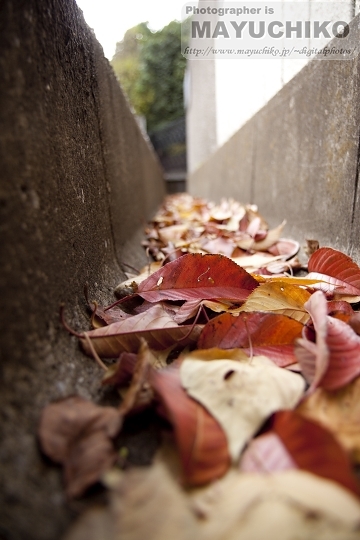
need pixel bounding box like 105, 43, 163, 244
232, 253, 285, 271
295, 291, 360, 391
295, 291, 329, 392
252, 220, 286, 251
268, 238, 300, 258
180, 356, 305, 461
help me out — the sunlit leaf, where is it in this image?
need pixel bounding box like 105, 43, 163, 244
234, 281, 311, 324
198, 311, 303, 351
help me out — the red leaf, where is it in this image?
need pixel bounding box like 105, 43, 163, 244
295, 291, 360, 390
198, 312, 303, 351
307, 247, 360, 296
137, 253, 258, 303
327, 300, 354, 322
149, 365, 230, 486
272, 411, 360, 497
247, 345, 297, 367
241, 410, 359, 497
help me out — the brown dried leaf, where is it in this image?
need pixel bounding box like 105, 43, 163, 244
38, 396, 121, 498
81, 304, 202, 357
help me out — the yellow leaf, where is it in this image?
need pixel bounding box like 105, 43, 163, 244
233, 281, 311, 324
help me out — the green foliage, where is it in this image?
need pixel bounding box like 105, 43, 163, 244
111, 20, 187, 131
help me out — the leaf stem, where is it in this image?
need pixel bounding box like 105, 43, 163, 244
83, 332, 108, 371
59, 304, 84, 339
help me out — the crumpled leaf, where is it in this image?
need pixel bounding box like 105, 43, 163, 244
64, 461, 360, 540
243, 411, 360, 496
38, 396, 121, 498
102, 351, 137, 387
307, 247, 360, 296
149, 365, 230, 486
327, 300, 355, 322
90, 305, 132, 328
295, 291, 360, 391
200, 236, 235, 258
172, 298, 231, 324
117, 339, 154, 417
198, 311, 303, 365
268, 238, 300, 258
297, 376, 360, 463
232, 253, 285, 272
235, 281, 311, 324
180, 356, 305, 460
137, 253, 258, 303
252, 220, 286, 251
80, 304, 202, 357
295, 291, 329, 392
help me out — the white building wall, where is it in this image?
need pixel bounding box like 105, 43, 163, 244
215, 0, 355, 147
187, 0, 359, 171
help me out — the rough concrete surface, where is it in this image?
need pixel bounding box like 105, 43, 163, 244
188, 14, 360, 261
0, 1, 165, 539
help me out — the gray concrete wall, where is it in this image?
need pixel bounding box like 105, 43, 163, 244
0, 1, 165, 539
188, 14, 360, 261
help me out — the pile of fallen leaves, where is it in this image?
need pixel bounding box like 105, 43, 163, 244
39, 193, 360, 539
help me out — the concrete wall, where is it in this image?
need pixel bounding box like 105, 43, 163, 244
188, 13, 360, 261
0, 1, 165, 539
